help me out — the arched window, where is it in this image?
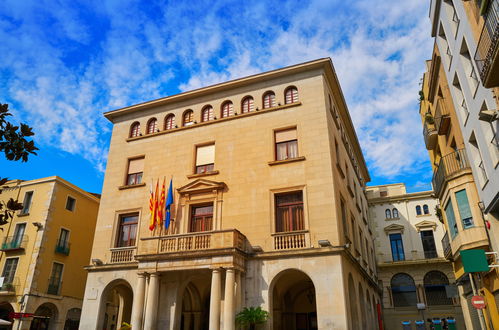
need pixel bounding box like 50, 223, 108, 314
183, 110, 194, 126
129, 122, 140, 138
385, 209, 392, 219
285, 86, 299, 104
164, 114, 175, 130
146, 118, 158, 134
241, 96, 254, 113
201, 106, 213, 122
424, 271, 452, 305
423, 204, 429, 215
392, 208, 399, 218
416, 205, 422, 216
221, 101, 233, 118
263, 91, 276, 109
391, 273, 417, 307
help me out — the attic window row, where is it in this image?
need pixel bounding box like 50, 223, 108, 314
128, 86, 299, 138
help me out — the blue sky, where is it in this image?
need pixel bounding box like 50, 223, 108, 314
0, 0, 434, 194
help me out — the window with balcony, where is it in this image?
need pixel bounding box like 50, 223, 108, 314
391, 273, 417, 307
451, 74, 469, 122
263, 91, 276, 109
47, 262, 63, 295
389, 233, 405, 261
275, 191, 304, 232
1, 258, 18, 291
116, 214, 138, 247
284, 86, 299, 104
11, 223, 25, 249
445, 200, 459, 239
201, 106, 214, 122
424, 271, 452, 305
65, 196, 76, 211
56, 228, 70, 255
421, 230, 437, 258
126, 157, 144, 186
459, 39, 479, 92
455, 189, 474, 228
275, 128, 298, 161
190, 204, 213, 232
241, 96, 254, 113
221, 101, 233, 118
195, 144, 215, 174
20, 191, 33, 215
129, 122, 140, 138
164, 114, 175, 130
146, 118, 158, 134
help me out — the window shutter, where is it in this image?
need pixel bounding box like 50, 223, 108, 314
444, 200, 458, 238
455, 189, 473, 227
196, 145, 215, 166
128, 158, 144, 174
275, 128, 297, 143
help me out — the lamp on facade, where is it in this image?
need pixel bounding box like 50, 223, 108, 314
91, 258, 103, 266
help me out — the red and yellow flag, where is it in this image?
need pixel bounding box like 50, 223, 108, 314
157, 177, 166, 227
149, 179, 159, 231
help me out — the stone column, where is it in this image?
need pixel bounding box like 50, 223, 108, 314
209, 268, 222, 330
236, 271, 242, 312
131, 272, 147, 329
223, 268, 236, 330
144, 273, 160, 330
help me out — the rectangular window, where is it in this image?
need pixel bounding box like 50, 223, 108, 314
126, 157, 144, 185
56, 229, 70, 255
1, 258, 19, 288
195, 144, 215, 174
12, 223, 26, 249
65, 196, 76, 211
190, 205, 213, 232
455, 189, 474, 228
47, 263, 63, 295
20, 191, 33, 215
351, 216, 357, 251
275, 191, 304, 232
389, 233, 405, 261
275, 128, 298, 161
116, 214, 138, 247
445, 200, 458, 238
340, 198, 348, 238
421, 230, 437, 258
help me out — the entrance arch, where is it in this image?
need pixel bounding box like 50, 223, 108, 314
0, 303, 13, 330
271, 269, 317, 330
64, 308, 81, 330
347, 274, 359, 330
98, 279, 133, 330
180, 281, 210, 330
30, 303, 58, 330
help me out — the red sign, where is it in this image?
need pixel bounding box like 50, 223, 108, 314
471, 295, 486, 309
8, 312, 34, 319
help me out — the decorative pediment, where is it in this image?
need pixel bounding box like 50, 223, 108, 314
383, 223, 405, 235
414, 220, 437, 232
177, 179, 226, 195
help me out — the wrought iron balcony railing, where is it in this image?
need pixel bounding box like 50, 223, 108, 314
0, 277, 19, 293
55, 240, 70, 255
474, 0, 499, 88
0, 236, 28, 251
432, 149, 470, 196
434, 98, 450, 135
441, 232, 452, 260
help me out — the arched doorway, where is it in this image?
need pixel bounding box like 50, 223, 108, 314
347, 274, 359, 329
0, 303, 13, 330
271, 269, 317, 330
358, 283, 366, 329
180, 281, 210, 330
390, 273, 417, 307
63, 308, 81, 330
99, 280, 133, 330
30, 303, 58, 330
423, 271, 452, 305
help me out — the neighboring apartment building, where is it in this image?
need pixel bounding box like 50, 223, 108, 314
80, 58, 381, 330
420, 42, 499, 329
367, 183, 464, 329
0, 177, 99, 330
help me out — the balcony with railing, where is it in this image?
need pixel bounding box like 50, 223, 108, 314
0, 277, 19, 294
474, 0, 499, 88
47, 277, 61, 295
441, 232, 452, 260
272, 230, 309, 250
423, 121, 438, 150
434, 99, 450, 135
0, 236, 28, 252
55, 240, 70, 255
109, 246, 136, 264
432, 149, 470, 196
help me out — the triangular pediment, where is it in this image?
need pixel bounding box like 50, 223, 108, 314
414, 220, 437, 231
383, 223, 405, 234
177, 179, 225, 194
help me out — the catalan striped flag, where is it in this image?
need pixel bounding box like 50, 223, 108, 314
149, 179, 159, 231
157, 177, 166, 227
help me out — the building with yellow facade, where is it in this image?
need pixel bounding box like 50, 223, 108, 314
80, 58, 381, 330
420, 43, 499, 329
367, 183, 464, 329
0, 177, 99, 329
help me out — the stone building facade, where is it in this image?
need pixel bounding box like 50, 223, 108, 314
80, 58, 381, 330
